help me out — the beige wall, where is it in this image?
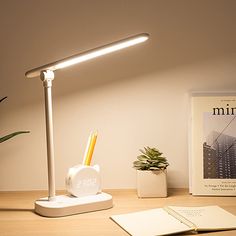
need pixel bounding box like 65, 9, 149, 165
1, 0, 236, 190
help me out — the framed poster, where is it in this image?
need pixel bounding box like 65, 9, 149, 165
189, 92, 236, 195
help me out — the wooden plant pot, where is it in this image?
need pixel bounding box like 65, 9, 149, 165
136, 169, 167, 198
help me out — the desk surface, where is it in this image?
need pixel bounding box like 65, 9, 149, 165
0, 189, 236, 236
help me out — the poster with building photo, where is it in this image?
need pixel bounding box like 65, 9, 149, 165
190, 93, 236, 195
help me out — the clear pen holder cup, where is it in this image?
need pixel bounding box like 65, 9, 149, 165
66, 164, 101, 198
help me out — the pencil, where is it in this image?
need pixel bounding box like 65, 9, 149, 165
83, 131, 98, 166
82, 132, 92, 165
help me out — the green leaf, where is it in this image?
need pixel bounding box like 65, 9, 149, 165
0, 131, 30, 143
137, 155, 149, 161
0, 96, 7, 103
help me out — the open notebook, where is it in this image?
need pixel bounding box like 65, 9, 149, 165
110, 205, 236, 236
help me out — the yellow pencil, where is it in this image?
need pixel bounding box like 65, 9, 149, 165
83, 131, 98, 166
82, 132, 92, 165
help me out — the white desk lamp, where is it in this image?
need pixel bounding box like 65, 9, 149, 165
25, 33, 149, 217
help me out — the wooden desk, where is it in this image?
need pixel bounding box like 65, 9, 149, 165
0, 189, 236, 236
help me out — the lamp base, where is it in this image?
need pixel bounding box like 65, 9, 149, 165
35, 192, 113, 217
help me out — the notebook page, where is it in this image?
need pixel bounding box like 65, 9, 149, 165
168, 206, 236, 231
111, 208, 192, 236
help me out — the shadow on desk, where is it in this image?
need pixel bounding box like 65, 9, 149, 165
0, 208, 34, 213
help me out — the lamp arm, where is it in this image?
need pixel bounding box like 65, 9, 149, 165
40, 70, 56, 201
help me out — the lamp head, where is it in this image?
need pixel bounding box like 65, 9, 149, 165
25, 33, 149, 79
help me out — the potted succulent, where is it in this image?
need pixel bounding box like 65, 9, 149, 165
133, 146, 169, 198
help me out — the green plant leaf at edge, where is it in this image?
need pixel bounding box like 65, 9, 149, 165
0, 96, 7, 103
0, 131, 30, 143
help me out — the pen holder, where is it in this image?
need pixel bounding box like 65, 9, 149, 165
66, 164, 101, 198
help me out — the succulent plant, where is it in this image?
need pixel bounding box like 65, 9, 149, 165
133, 146, 169, 170
0, 96, 30, 143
